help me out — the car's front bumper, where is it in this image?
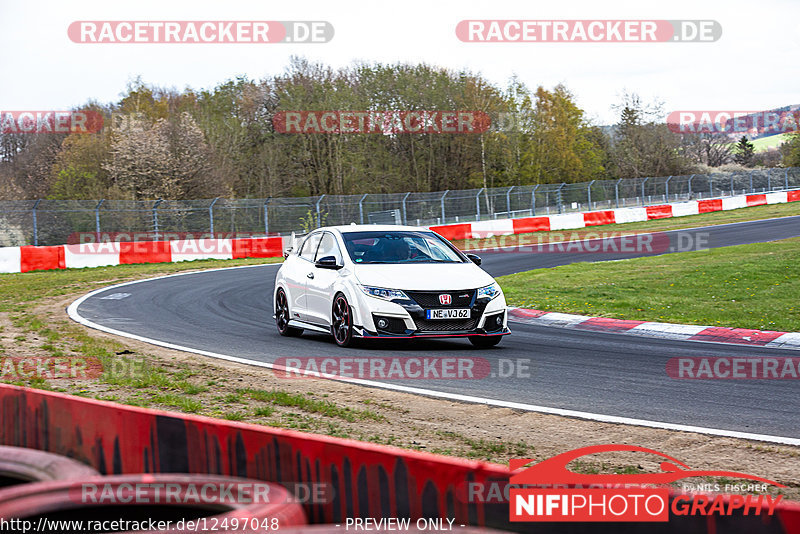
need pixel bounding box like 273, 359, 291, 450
351, 289, 510, 339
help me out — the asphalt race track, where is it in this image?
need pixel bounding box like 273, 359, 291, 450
72, 216, 800, 441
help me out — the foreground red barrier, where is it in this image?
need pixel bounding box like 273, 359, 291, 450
0, 384, 798, 532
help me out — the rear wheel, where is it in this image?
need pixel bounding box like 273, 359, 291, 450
275, 288, 303, 337
331, 293, 356, 347
469, 335, 502, 348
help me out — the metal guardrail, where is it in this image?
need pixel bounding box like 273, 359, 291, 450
1, 168, 798, 246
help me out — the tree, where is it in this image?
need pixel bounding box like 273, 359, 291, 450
780, 133, 800, 167
610, 92, 693, 178
681, 133, 733, 167
732, 136, 755, 167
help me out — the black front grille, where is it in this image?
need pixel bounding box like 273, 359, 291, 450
413, 317, 479, 332
406, 290, 475, 308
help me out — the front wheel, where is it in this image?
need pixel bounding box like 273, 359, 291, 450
469, 335, 502, 348
275, 288, 303, 337
331, 293, 356, 347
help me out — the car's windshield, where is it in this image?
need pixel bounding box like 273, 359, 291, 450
341, 231, 465, 264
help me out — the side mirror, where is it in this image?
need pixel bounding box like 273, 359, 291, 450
466, 253, 482, 266
315, 256, 342, 269
283, 248, 293, 259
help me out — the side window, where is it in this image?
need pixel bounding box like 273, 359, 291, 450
316, 232, 342, 264
300, 233, 322, 261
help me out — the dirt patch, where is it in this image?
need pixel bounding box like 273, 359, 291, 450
2, 276, 799, 501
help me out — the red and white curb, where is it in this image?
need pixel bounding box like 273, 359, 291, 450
508, 308, 800, 351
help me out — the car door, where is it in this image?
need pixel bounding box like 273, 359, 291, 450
304, 231, 344, 326
287, 232, 322, 323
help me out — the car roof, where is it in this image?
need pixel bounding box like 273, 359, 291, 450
317, 224, 432, 234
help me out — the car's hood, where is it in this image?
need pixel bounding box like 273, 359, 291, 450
351, 263, 495, 291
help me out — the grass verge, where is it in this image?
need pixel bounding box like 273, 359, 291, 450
499, 236, 800, 331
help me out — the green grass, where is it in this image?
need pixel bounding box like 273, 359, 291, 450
751, 133, 792, 152
499, 237, 800, 331
242, 388, 385, 422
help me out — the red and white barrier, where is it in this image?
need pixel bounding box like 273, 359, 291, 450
1, 189, 798, 274
430, 189, 800, 240
0, 236, 288, 274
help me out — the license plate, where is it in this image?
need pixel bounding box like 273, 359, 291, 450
426, 308, 470, 320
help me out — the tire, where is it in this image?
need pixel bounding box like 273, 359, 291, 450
0, 446, 99, 488
275, 288, 303, 337
0, 474, 307, 528
469, 335, 502, 348
331, 293, 356, 347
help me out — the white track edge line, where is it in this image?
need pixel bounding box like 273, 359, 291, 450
66, 267, 800, 447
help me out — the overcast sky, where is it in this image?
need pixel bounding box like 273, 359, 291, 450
1, 0, 798, 125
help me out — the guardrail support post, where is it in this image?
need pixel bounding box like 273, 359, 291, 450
316, 195, 326, 228
94, 199, 104, 237
556, 183, 565, 214
152, 199, 163, 241
475, 188, 484, 221
440, 190, 449, 223
32, 199, 41, 246
209, 197, 219, 234
640, 178, 649, 205
401, 192, 410, 225
358, 194, 367, 224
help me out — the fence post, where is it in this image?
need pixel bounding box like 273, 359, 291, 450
263, 198, 271, 234
615, 179, 622, 208
94, 199, 104, 237
709, 174, 713, 197
640, 178, 649, 205
786, 168, 790, 189
401, 192, 411, 225
209, 197, 219, 234
358, 194, 367, 224
475, 188, 484, 221
730, 174, 734, 196
767, 171, 771, 192
531, 184, 539, 215
687, 174, 694, 197
440, 190, 449, 223
506, 186, 514, 216
664, 176, 672, 201
749, 171, 754, 193
556, 183, 565, 214
152, 199, 163, 241
587, 180, 595, 210
316, 195, 326, 228
31, 199, 42, 246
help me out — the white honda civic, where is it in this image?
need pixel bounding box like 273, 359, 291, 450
273, 225, 510, 347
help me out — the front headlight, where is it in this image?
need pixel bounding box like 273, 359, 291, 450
360, 285, 409, 301
477, 282, 502, 300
